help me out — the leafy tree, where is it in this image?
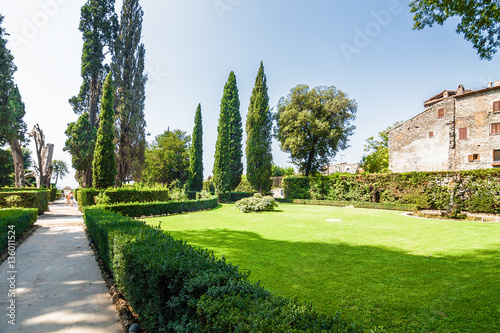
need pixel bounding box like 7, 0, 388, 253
51, 160, 69, 187
64, 113, 96, 187
246, 62, 273, 193
67, 0, 117, 186
361, 122, 402, 174
142, 129, 191, 186
271, 164, 295, 177
275, 84, 357, 176
410, 0, 500, 60
189, 104, 203, 191
0, 148, 13, 186
92, 72, 116, 189
224, 72, 243, 190
111, 0, 147, 185
213, 73, 236, 201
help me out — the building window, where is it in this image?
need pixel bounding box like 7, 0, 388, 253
458, 127, 468, 140
437, 108, 445, 118
494, 150, 500, 162
468, 154, 479, 162
493, 101, 500, 113
429, 131, 434, 138
491, 123, 500, 135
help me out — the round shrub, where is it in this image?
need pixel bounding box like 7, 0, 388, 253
235, 194, 278, 213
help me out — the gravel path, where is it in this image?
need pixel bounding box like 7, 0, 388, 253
0, 199, 122, 332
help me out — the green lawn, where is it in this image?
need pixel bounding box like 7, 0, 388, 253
145, 203, 500, 332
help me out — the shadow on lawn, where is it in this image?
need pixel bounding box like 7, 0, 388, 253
171, 228, 500, 333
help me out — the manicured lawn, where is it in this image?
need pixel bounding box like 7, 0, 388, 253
145, 203, 500, 332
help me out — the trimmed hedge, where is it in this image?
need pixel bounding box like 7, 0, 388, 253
76, 188, 170, 209
49, 188, 58, 202
97, 196, 219, 218
279, 199, 418, 211
283, 170, 500, 213
83, 207, 362, 332
0, 208, 38, 253
0, 190, 50, 215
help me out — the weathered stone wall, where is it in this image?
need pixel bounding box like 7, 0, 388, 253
389, 86, 500, 173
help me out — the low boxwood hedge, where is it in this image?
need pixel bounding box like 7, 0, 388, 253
77, 188, 170, 209
97, 196, 219, 218
279, 198, 418, 211
0, 190, 50, 215
83, 207, 361, 332
0, 208, 38, 253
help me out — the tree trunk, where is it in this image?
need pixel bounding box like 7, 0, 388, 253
305, 147, 316, 177
9, 139, 25, 188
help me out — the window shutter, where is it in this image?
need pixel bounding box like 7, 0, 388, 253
438, 108, 445, 118
429, 131, 434, 138
492, 123, 500, 135
459, 127, 467, 140
468, 155, 474, 162
493, 101, 500, 112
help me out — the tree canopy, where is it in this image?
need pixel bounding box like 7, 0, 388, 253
361, 122, 402, 174
142, 129, 191, 186
410, 0, 500, 60
189, 104, 203, 191
51, 160, 69, 187
275, 84, 357, 176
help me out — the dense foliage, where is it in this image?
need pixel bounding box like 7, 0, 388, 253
224, 72, 243, 191
112, 0, 147, 185
142, 129, 191, 186
246, 62, 273, 194
0, 190, 50, 214
76, 187, 170, 208
235, 194, 278, 213
275, 85, 357, 176
410, 0, 500, 60
92, 72, 116, 189
0, 208, 37, 253
360, 123, 401, 173
283, 170, 500, 213
189, 104, 204, 191
84, 207, 361, 332
51, 160, 69, 187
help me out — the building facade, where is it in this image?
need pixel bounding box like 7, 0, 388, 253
389, 82, 500, 173
323, 162, 360, 175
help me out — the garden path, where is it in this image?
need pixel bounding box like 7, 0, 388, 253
0, 198, 122, 332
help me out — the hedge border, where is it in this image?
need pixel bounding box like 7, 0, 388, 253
0, 190, 50, 215
278, 198, 419, 211
0, 208, 38, 254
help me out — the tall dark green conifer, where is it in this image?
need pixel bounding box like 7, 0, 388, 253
111, 0, 147, 185
246, 62, 273, 194
92, 72, 116, 189
225, 72, 243, 190
189, 104, 203, 191
213, 73, 237, 202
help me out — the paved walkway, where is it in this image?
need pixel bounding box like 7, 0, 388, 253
0, 199, 122, 332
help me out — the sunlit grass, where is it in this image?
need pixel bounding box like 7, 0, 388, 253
145, 203, 500, 332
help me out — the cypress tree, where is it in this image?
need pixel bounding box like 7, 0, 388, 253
92, 72, 116, 189
213, 73, 236, 202
189, 104, 203, 191
246, 62, 273, 194
225, 72, 243, 190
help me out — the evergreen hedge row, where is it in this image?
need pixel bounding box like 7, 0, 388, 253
0, 190, 50, 215
97, 196, 219, 218
0, 208, 38, 253
279, 199, 418, 211
83, 207, 361, 332
76, 188, 170, 209
283, 170, 500, 213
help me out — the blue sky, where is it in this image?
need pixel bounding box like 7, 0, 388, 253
1, 0, 500, 188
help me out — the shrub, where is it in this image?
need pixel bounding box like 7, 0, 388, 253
203, 180, 215, 192
83, 207, 361, 332
0, 190, 50, 215
235, 194, 278, 213
0, 208, 38, 253
4, 195, 22, 207
77, 188, 170, 209
94, 192, 111, 205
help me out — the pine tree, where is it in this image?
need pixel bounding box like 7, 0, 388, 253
67, 0, 117, 187
224, 72, 243, 190
111, 0, 147, 185
189, 104, 203, 191
213, 73, 237, 202
92, 72, 116, 189
246, 62, 273, 194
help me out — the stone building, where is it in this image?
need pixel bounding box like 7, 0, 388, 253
388, 82, 500, 172
323, 162, 360, 175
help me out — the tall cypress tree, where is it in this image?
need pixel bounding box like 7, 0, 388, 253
189, 104, 203, 191
246, 62, 273, 194
213, 73, 236, 202
225, 72, 243, 190
67, 0, 117, 187
93, 72, 116, 189
111, 0, 147, 186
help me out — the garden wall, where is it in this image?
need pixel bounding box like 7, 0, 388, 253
283, 169, 500, 213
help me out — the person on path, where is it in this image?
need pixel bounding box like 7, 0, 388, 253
65, 192, 71, 206
69, 191, 75, 207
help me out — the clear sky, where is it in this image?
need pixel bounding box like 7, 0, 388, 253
1, 0, 500, 188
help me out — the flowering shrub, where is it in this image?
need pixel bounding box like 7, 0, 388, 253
235, 194, 278, 213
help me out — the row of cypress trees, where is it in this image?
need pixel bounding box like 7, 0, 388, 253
190, 62, 273, 201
